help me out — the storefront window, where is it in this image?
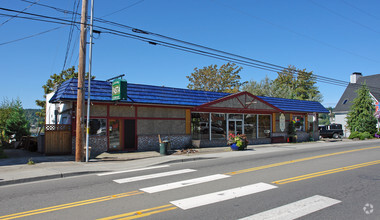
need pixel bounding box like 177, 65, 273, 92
229, 114, 243, 120
293, 115, 305, 131
258, 115, 271, 138
308, 114, 315, 132
211, 113, 226, 139
84, 119, 107, 136
191, 113, 210, 140
244, 114, 257, 139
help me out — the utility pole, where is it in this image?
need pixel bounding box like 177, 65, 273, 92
76, 0, 88, 162
85, 0, 95, 162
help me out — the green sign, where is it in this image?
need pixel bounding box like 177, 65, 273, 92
112, 79, 127, 101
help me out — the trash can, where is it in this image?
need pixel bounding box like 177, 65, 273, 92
160, 143, 167, 155
160, 140, 170, 155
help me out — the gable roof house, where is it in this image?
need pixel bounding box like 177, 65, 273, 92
334, 72, 380, 137
45, 78, 328, 156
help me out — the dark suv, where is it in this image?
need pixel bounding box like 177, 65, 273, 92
319, 124, 344, 139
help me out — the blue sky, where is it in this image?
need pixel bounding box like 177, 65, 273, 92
1, 0, 380, 109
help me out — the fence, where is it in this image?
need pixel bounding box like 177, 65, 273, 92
44, 124, 72, 155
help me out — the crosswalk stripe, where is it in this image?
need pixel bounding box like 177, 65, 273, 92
97, 165, 170, 176
140, 174, 231, 193
239, 195, 341, 220
113, 169, 196, 184
170, 182, 277, 210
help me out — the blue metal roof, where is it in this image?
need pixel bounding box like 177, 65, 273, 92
258, 96, 329, 113
49, 78, 230, 106
50, 78, 328, 113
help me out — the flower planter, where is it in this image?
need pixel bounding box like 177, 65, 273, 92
230, 143, 239, 151
228, 134, 248, 151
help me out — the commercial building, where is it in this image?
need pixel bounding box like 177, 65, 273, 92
46, 78, 329, 156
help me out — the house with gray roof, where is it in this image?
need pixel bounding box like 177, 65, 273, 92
45, 78, 329, 156
334, 72, 380, 137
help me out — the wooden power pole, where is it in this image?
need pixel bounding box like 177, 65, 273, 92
76, 0, 89, 162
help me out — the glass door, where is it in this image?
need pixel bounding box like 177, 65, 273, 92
109, 119, 123, 151
229, 119, 243, 135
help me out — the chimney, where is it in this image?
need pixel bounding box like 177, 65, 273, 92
350, 72, 362, 84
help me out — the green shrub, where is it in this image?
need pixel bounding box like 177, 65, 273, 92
359, 132, 372, 140
348, 131, 360, 139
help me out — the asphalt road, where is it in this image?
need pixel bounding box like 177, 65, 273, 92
1, 141, 379, 220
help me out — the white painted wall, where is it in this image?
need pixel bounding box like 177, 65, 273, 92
334, 113, 349, 137
45, 92, 72, 125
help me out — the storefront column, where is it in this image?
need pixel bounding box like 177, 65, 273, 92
209, 113, 212, 141
185, 109, 191, 134
226, 113, 229, 140
242, 114, 245, 134
256, 115, 259, 138
305, 114, 308, 132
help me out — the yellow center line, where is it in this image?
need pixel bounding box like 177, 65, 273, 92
0, 191, 144, 220
97, 204, 177, 220
272, 160, 380, 185
224, 146, 380, 176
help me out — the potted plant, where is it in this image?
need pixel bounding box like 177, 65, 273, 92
227, 133, 248, 150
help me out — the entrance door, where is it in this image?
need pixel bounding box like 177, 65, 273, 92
109, 119, 136, 151
229, 119, 243, 135
124, 119, 136, 151
109, 119, 122, 150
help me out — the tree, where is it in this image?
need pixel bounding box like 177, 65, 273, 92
5, 99, 30, 141
35, 66, 94, 129
319, 107, 333, 125
242, 75, 293, 98
0, 98, 17, 143
274, 65, 323, 102
186, 63, 245, 93
346, 83, 377, 134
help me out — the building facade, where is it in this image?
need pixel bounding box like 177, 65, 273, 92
47, 78, 328, 156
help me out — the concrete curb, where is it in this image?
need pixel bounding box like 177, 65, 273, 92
0, 157, 219, 186
0, 171, 102, 186
157, 157, 218, 165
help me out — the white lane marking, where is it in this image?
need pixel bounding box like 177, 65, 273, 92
97, 165, 170, 176
239, 195, 341, 220
113, 169, 196, 184
140, 174, 231, 193
170, 182, 277, 210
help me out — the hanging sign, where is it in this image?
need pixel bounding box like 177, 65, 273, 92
279, 113, 285, 132
112, 79, 127, 101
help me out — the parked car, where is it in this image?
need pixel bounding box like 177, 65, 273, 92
199, 122, 225, 134
319, 124, 344, 139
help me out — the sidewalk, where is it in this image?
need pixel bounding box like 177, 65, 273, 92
0, 139, 367, 186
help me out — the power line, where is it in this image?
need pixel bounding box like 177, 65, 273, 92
100, 0, 145, 18
13, 1, 370, 86
0, 0, 40, 26
0, 26, 65, 46
212, 0, 379, 63
19, 2, 351, 87
0, 7, 351, 88
310, 0, 380, 35
341, 0, 380, 21
4, 6, 380, 93
62, 0, 80, 71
